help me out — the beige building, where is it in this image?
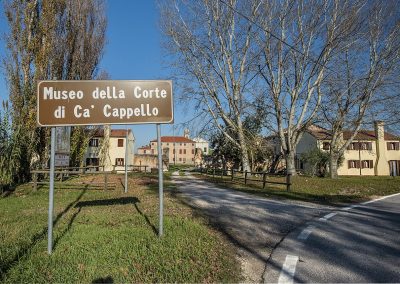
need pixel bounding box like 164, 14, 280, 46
295, 122, 400, 176
138, 136, 197, 165
84, 127, 135, 172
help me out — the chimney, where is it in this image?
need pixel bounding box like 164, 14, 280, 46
374, 121, 385, 141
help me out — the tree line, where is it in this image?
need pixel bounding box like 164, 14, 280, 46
160, 0, 400, 178
0, 0, 106, 190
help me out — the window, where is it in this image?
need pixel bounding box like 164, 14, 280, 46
183, 158, 186, 163
183, 149, 186, 154
192, 149, 195, 154
115, 158, 124, 166
184, 143, 186, 146
167, 143, 169, 146
89, 138, 99, 147
348, 160, 359, 168
361, 160, 373, 168
192, 158, 194, 161
179, 158, 182, 162
192, 143, 195, 146
173, 149, 175, 154
348, 142, 372, 150
179, 149, 182, 154
118, 139, 124, 147
143, 150, 146, 154
387, 142, 400, 150
180, 143, 182, 146
322, 142, 330, 150
151, 149, 154, 154
203, 147, 207, 153
348, 160, 373, 169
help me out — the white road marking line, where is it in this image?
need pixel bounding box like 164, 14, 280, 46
361, 192, 400, 205
319, 212, 337, 221
297, 225, 315, 240
278, 255, 299, 284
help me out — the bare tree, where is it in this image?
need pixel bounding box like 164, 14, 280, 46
258, 0, 364, 175
3, 0, 106, 180
321, 1, 400, 178
159, 0, 261, 172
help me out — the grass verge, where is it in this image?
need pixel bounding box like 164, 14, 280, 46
193, 172, 400, 205
0, 173, 240, 283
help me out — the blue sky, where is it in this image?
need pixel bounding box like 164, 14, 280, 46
0, 0, 191, 150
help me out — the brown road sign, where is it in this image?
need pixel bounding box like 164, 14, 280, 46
37, 80, 173, 126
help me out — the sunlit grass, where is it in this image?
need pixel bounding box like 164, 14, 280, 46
0, 173, 240, 283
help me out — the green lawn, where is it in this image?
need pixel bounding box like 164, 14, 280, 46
0, 173, 240, 283
194, 172, 400, 205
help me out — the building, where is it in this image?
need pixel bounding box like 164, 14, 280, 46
138, 136, 196, 165
294, 122, 400, 176
192, 137, 210, 155
84, 127, 135, 172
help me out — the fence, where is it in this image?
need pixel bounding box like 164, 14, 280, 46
198, 167, 292, 191
31, 165, 114, 191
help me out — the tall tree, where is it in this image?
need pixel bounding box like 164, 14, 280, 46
320, 1, 400, 178
3, 0, 106, 180
160, 0, 261, 172
258, 0, 364, 175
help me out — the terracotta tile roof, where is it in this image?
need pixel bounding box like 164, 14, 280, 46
307, 125, 400, 141
150, 136, 195, 143
343, 130, 400, 141
93, 129, 132, 138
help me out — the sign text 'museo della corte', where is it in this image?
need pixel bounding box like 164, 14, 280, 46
37, 80, 173, 126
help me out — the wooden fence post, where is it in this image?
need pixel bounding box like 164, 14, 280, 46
263, 172, 267, 189
104, 171, 108, 191
286, 174, 292, 192
244, 171, 248, 185
33, 172, 38, 191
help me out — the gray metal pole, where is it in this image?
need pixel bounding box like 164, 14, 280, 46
48, 127, 56, 254
125, 125, 128, 193
157, 124, 163, 237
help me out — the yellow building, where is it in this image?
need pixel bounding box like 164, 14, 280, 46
84, 127, 135, 172
296, 122, 400, 176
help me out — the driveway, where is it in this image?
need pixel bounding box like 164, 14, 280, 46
171, 172, 332, 282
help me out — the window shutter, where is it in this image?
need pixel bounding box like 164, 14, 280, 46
348, 160, 352, 168
356, 160, 360, 168
387, 142, 391, 150
369, 160, 373, 168
368, 143, 372, 150
395, 142, 400, 150
361, 160, 364, 169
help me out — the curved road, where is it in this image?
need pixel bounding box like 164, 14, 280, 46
171, 172, 331, 282
264, 193, 400, 283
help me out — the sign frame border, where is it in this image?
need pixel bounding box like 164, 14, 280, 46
37, 80, 174, 127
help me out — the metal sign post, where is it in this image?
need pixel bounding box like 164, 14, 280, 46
157, 124, 164, 237
124, 125, 128, 193
48, 127, 56, 254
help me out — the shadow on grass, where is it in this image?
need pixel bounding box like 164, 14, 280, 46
0, 186, 88, 281
75, 196, 158, 236
92, 276, 114, 283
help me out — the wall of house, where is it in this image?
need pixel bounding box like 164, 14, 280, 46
338, 142, 376, 176
151, 141, 196, 165
109, 133, 135, 172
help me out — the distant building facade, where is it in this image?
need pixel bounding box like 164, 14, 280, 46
84, 127, 135, 172
275, 122, 400, 176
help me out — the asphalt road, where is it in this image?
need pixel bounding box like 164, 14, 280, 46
264, 193, 400, 283
171, 172, 331, 282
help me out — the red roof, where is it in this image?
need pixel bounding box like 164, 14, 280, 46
93, 129, 132, 138
307, 125, 400, 141
150, 136, 194, 143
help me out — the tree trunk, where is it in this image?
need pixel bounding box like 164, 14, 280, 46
330, 152, 339, 179
285, 151, 297, 176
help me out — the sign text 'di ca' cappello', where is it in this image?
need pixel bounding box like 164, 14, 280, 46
37, 80, 173, 126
